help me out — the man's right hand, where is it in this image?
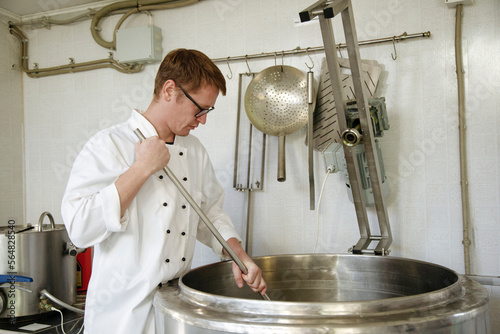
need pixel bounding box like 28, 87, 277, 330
134, 136, 171, 176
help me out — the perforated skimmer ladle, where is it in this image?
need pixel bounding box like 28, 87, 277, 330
134, 129, 271, 301
244, 65, 308, 182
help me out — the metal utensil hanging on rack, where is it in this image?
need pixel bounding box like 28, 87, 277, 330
244, 65, 308, 182
233, 72, 266, 256
134, 129, 271, 301
305, 50, 317, 210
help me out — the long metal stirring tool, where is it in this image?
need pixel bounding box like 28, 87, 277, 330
134, 129, 271, 301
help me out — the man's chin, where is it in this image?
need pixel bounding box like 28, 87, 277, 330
179, 129, 192, 136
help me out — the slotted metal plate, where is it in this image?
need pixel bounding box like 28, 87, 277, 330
313, 58, 381, 151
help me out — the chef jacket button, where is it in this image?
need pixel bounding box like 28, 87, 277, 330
182, 257, 186, 261
181, 232, 186, 236
163, 202, 168, 207
158, 282, 163, 288
159, 175, 163, 179
165, 259, 170, 263
183, 177, 187, 181
182, 205, 186, 209
179, 152, 184, 156
166, 229, 171, 234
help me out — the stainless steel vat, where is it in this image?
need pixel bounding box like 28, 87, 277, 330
0, 218, 77, 319
154, 254, 490, 333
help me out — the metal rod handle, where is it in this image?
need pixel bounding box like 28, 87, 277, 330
277, 135, 286, 182
133, 129, 271, 301
307, 70, 315, 210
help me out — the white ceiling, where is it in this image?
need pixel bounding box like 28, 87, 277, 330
0, 0, 111, 17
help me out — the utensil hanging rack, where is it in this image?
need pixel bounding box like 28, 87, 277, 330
211, 31, 430, 64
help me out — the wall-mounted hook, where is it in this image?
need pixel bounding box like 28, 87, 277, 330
280, 51, 285, 71
305, 47, 314, 70
391, 37, 398, 60
226, 57, 233, 79
245, 55, 252, 76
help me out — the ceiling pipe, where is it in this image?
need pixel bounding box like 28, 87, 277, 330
90, 0, 137, 49
90, 0, 198, 50
11, 10, 98, 28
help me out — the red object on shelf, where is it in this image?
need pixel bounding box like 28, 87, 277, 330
77, 248, 92, 291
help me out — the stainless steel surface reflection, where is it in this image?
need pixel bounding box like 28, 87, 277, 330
154, 254, 490, 333
0, 223, 76, 318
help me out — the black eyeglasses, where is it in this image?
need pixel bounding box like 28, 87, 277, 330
175, 82, 215, 118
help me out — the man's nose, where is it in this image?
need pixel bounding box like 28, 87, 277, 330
196, 113, 207, 124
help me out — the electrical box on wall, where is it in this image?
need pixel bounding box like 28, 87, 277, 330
116, 25, 162, 64
445, 0, 474, 7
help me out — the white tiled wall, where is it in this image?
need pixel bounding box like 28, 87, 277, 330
0, 18, 24, 225
2, 0, 500, 330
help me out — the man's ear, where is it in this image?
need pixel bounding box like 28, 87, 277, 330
161, 80, 176, 102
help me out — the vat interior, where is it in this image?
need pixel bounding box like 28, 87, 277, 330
181, 255, 459, 302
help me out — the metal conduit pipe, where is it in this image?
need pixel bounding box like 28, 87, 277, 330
9, 27, 27, 69
40, 289, 85, 314
112, 8, 141, 47
9, 24, 143, 77
455, 4, 472, 275
9, 0, 198, 77
12, 8, 156, 30
11, 10, 98, 28
467, 274, 500, 287
11, 24, 118, 75
24, 61, 143, 78
90, 0, 138, 49
90, 0, 198, 50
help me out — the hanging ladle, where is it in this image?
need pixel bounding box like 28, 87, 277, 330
134, 129, 271, 301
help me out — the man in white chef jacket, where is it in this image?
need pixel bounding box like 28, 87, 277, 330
61, 48, 267, 334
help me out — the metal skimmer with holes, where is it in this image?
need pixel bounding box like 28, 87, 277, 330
244, 65, 308, 181
245, 65, 308, 136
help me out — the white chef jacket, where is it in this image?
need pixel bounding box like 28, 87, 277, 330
61, 109, 240, 334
